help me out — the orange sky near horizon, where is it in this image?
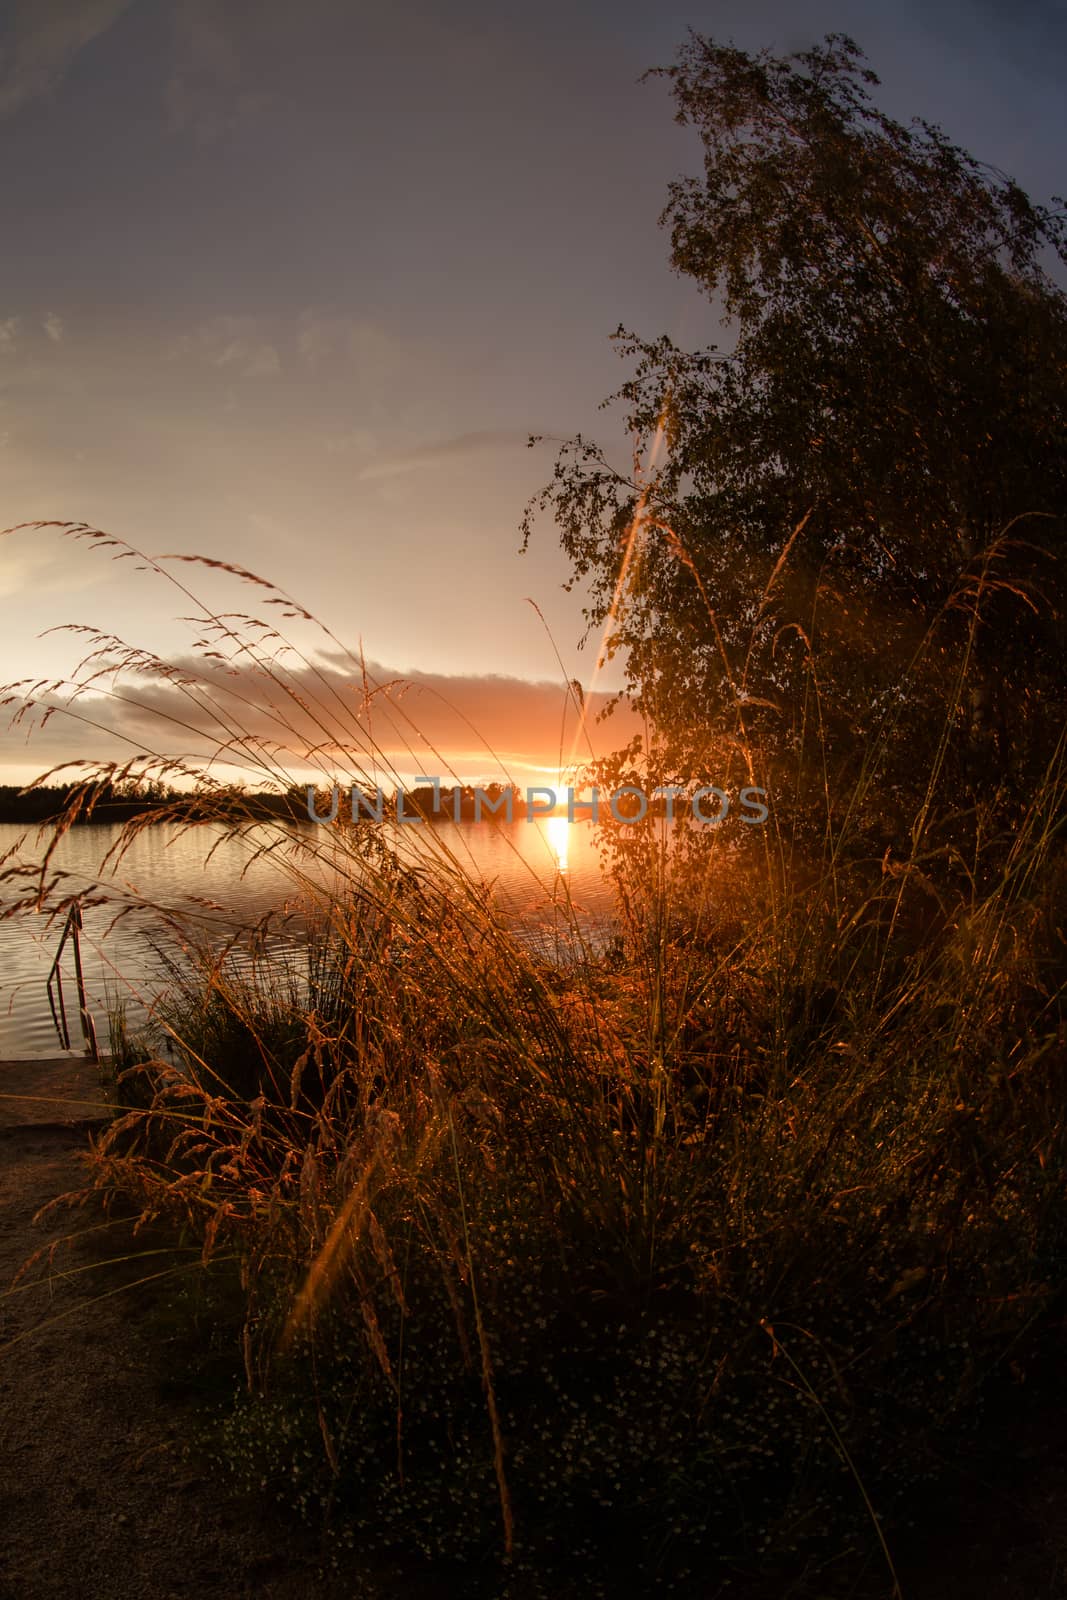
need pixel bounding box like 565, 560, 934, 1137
2, 1, 1061, 788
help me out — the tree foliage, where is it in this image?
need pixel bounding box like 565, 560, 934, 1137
523, 34, 1067, 842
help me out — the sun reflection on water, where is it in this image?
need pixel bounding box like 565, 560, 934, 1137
545, 813, 570, 873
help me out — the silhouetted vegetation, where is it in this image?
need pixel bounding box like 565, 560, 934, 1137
3, 31, 1066, 1600
524, 32, 1067, 860
0, 780, 311, 826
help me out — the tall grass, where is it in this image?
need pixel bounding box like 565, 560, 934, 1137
2, 519, 1066, 1596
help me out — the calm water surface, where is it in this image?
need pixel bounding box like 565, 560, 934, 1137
0, 818, 617, 1058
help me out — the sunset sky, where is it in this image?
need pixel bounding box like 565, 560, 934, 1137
1, 0, 1064, 789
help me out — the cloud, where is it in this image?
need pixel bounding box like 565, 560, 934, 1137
164, 66, 268, 146
167, 310, 428, 393
165, 0, 274, 143
323, 426, 379, 458
0, 317, 18, 354
293, 309, 455, 429
0, 0, 134, 120
2, 648, 640, 785
358, 430, 540, 481
0, 538, 106, 599
42, 312, 64, 343
167, 316, 281, 379
295, 312, 401, 373
214, 339, 280, 379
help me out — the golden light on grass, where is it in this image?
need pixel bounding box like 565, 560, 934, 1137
4, 519, 1065, 1595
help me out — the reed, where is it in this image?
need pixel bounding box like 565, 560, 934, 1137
3, 519, 1066, 1597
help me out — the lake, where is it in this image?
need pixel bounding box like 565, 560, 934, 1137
0, 816, 618, 1058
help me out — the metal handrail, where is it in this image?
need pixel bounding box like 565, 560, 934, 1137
46, 899, 99, 1060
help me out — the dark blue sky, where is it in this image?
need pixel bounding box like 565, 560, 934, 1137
1, 0, 1063, 782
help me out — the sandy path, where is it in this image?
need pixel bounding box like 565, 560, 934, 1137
0, 1111, 362, 1599
0, 1061, 451, 1600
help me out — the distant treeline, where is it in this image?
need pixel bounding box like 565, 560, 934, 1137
0, 780, 679, 826
0, 782, 308, 826
0, 780, 561, 827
